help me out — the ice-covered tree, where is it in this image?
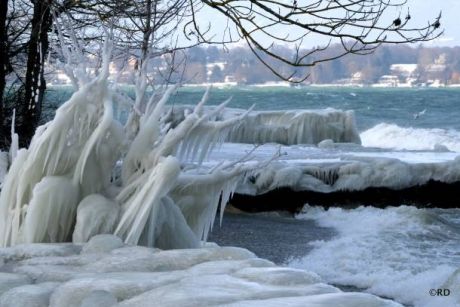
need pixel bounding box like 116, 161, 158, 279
0, 27, 264, 248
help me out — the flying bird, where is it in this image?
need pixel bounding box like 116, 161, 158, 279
413, 109, 426, 120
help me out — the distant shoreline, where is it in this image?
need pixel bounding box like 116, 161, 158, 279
46, 83, 460, 89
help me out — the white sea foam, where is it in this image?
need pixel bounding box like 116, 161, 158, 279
290, 206, 460, 307
361, 123, 460, 152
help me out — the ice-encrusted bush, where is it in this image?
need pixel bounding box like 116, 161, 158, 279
0, 41, 256, 249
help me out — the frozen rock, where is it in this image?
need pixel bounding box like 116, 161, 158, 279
14, 264, 88, 283
0, 244, 407, 307
434, 143, 449, 152
19, 253, 101, 267
233, 267, 321, 286
115, 274, 338, 307
187, 258, 275, 276
0, 272, 32, 296
224, 108, 361, 145
80, 290, 118, 307
50, 272, 187, 307
318, 139, 334, 148
0, 282, 59, 307
84, 246, 255, 273
0, 243, 81, 262
244, 155, 460, 194
81, 235, 124, 254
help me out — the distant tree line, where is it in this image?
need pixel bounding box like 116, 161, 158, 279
180, 44, 460, 85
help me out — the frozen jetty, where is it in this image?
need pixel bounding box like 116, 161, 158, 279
166, 106, 361, 145
0, 235, 401, 307
204, 143, 460, 209
225, 108, 361, 145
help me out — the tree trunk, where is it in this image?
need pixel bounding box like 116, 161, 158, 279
0, 0, 8, 147
18, 0, 53, 145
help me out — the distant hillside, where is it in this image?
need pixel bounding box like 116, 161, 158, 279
44, 44, 460, 86
174, 44, 460, 85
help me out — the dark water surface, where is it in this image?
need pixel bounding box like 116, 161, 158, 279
45, 86, 460, 131
208, 211, 335, 265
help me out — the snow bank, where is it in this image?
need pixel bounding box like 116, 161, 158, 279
0, 236, 401, 307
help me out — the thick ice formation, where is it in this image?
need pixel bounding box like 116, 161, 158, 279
0, 43, 258, 249
246, 155, 460, 194
73, 195, 120, 243
0, 152, 7, 187
0, 235, 401, 307
167, 106, 361, 145
203, 143, 460, 195
0, 74, 121, 246
225, 108, 361, 145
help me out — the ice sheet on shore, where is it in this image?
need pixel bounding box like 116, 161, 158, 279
0, 235, 401, 307
202, 143, 460, 194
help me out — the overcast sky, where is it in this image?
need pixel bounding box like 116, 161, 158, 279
197, 0, 460, 49
406, 0, 460, 46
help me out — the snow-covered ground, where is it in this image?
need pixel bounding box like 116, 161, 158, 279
0, 235, 401, 307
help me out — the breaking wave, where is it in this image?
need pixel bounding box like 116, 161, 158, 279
289, 205, 460, 307
360, 123, 460, 152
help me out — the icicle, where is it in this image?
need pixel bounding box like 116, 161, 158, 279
23, 176, 79, 243
171, 162, 251, 241
115, 156, 181, 245
121, 85, 179, 184
9, 109, 19, 163
0, 151, 7, 188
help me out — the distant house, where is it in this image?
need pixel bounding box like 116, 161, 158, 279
390, 64, 418, 77
350, 72, 364, 85
372, 75, 399, 87
206, 62, 227, 82
425, 54, 447, 73
206, 62, 226, 71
